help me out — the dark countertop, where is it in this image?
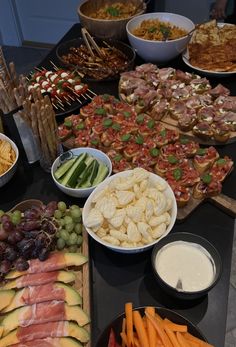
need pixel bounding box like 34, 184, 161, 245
1, 24, 236, 347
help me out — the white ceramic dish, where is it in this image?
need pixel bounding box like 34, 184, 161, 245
182, 22, 236, 77
83, 170, 177, 253
126, 12, 195, 63
0, 133, 19, 188
51, 147, 112, 198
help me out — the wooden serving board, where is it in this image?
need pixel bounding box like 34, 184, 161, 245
177, 193, 236, 221
7, 200, 91, 347
160, 114, 236, 146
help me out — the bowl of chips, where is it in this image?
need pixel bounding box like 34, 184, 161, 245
82, 168, 177, 253
0, 133, 18, 188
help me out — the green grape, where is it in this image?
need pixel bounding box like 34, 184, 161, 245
69, 232, 78, 245
13, 210, 21, 219
77, 235, 83, 246
74, 223, 82, 235
11, 214, 21, 225
0, 210, 4, 218
57, 201, 67, 212
57, 238, 66, 250
70, 204, 80, 210
60, 229, 69, 241
70, 208, 82, 222
59, 219, 65, 227
65, 223, 75, 233
54, 209, 62, 219
64, 216, 73, 225
69, 245, 77, 253
56, 231, 61, 238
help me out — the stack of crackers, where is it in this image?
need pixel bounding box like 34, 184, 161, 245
0, 138, 16, 175
188, 20, 236, 72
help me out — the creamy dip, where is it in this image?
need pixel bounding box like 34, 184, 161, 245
155, 241, 216, 292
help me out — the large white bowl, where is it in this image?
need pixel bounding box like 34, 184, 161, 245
83, 170, 177, 253
126, 12, 195, 63
0, 133, 19, 188
51, 147, 112, 198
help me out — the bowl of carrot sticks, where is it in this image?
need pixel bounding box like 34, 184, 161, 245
95, 303, 212, 347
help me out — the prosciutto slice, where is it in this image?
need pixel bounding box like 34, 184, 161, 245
16, 271, 59, 288
17, 321, 69, 342
19, 301, 65, 327
11, 337, 65, 347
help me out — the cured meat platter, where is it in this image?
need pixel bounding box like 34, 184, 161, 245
119, 63, 236, 146
0, 200, 91, 347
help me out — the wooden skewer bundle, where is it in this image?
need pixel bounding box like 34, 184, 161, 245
19, 89, 59, 169
0, 47, 29, 114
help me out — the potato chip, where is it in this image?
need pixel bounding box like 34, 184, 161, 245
109, 208, 126, 228
127, 221, 141, 242
84, 208, 104, 229
0, 138, 16, 176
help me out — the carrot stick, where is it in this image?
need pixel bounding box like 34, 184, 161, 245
163, 318, 188, 333
121, 332, 128, 346
176, 332, 191, 347
145, 307, 157, 347
156, 312, 164, 324
133, 336, 141, 347
184, 332, 214, 347
122, 318, 126, 347
145, 312, 173, 347
133, 310, 150, 347
125, 302, 134, 347
164, 327, 181, 347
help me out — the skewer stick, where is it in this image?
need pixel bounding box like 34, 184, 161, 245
88, 88, 97, 96
50, 61, 59, 71
55, 95, 65, 106
85, 93, 92, 100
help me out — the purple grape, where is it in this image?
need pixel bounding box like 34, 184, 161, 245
0, 260, 12, 274
24, 207, 41, 220
5, 247, 17, 262
0, 241, 7, 260
38, 248, 50, 261
1, 214, 11, 224
2, 220, 14, 233
44, 201, 58, 217
15, 257, 29, 271
24, 230, 40, 239
41, 220, 57, 234
21, 220, 41, 231
0, 225, 9, 241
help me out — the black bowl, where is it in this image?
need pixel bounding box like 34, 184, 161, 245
95, 306, 208, 347
56, 37, 136, 82
151, 232, 222, 300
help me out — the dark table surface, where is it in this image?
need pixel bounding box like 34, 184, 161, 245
1, 24, 236, 347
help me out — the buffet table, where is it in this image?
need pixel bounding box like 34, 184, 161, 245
1, 24, 236, 347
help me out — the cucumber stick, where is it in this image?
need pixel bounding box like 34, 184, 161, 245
93, 163, 109, 186
76, 158, 95, 188
60, 153, 87, 187
80, 160, 99, 188
54, 158, 77, 180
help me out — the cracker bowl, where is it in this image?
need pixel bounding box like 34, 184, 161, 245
83, 168, 177, 253
0, 133, 19, 188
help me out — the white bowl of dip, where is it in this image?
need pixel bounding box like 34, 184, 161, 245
151, 232, 222, 300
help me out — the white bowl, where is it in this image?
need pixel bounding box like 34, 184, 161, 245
0, 133, 19, 188
51, 147, 112, 198
126, 12, 195, 63
83, 169, 177, 253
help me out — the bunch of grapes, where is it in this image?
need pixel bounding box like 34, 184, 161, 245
54, 202, 83, 253
0, 201, 59, 277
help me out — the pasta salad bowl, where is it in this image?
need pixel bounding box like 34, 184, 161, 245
126, 12, 195, 63
77, 0, 146, 41
82, 168, 177, 253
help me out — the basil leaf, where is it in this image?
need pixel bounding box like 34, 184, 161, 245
135, 135, 144, 145
216, 158, 226, 165
147, 119, 155, 129
196, 148, 206, 156
76, 122, 85, 130
95, 107, 106, 115
180, 137, 189, 144
160, 129, 166, 137
202, 173, 212, 184
136, 114, 145, 124
148, 26, 157, 33
90, 138, 99, 145
173, 168, 182, 181
64, 120, 72, 128
106, 6, 120, 17
114, 154, 122, 162
150, 148, 160, 157
112, 123, 121, 131
121, 134, 131, 142
103, 119, 113, 128
123, 111, 131, 118
168, 155, 178, 164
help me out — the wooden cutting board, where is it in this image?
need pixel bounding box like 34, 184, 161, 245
160, 114, 236, 146
7, 199, 91, 347
177, 193, 236, 220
